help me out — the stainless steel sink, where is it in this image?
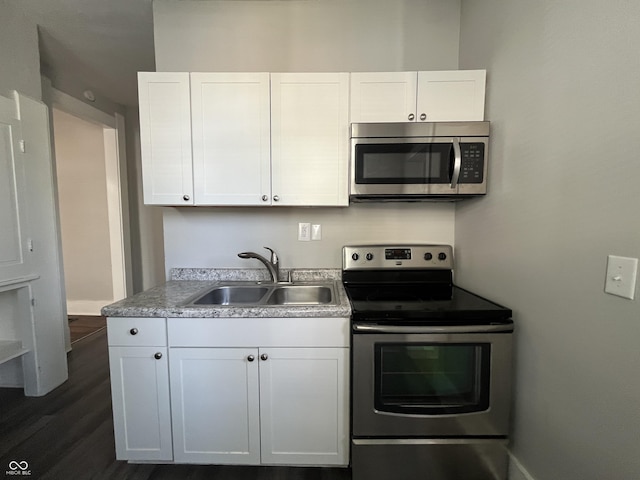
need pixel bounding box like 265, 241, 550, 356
191, 285, 270, 305
264, 285, 334, 305
185, 283, 336, 306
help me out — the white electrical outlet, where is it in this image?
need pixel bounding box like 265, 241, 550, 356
604, 255, 638, 300
298, 222, 311, 241
311, 224, 322, 240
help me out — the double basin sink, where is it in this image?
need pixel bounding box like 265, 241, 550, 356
184, 282, 336, 307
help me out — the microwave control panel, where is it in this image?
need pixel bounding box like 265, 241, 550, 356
459, 143, 485, 184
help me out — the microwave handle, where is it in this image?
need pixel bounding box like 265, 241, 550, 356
450, 137, 461, 189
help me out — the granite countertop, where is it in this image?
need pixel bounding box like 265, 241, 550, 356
101, 268, 352, 318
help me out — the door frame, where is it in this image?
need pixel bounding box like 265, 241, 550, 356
48, 88, 131, 304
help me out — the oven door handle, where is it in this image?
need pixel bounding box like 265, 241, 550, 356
352, 323, 513, 334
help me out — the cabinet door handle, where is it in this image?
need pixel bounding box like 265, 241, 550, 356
129, 328, 138, 335
260, 353, 268, 361
419, 113, 427, 121
183, 194, 190, 201
261, 195, 269, 202
247, 355, 255, 362
154, 352, 163, 360
408, 113, 415, 121
273, 195, 280, 202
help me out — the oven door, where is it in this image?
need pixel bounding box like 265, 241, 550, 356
352, 323, 512, 437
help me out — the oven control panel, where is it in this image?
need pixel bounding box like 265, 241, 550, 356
343, 245, 454, 270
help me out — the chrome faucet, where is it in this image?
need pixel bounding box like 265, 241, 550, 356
238, 247, 280, 283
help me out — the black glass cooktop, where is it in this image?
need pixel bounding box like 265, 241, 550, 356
345, 284, 512, 323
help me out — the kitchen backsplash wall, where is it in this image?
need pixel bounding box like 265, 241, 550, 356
163, 203, 455, 275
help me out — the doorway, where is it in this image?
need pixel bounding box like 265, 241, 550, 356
49, 90, 130, 349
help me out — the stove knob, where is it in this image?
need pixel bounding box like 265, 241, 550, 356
351, 253, 359, 261
424, 252, 433, 261
366, 253, 374, 261
438, 252, 447, 261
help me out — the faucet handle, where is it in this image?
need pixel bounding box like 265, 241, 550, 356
263, 247, 278, 264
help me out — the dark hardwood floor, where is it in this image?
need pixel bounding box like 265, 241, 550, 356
68, 315, 107, 344
0, 329, 352, 479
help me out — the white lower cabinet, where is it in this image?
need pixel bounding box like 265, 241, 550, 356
170, 347, 261, 464
259, 347, 348, 465
170, 346, 348, 466
107, 317, 172, 461
167, 316, 350, 466
108, 316, 349, 466
108, 345, 173, 461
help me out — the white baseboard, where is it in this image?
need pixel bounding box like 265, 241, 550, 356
509, 453, 536, 480
66, 300, 112, 316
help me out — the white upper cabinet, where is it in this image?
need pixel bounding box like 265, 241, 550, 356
0, 96, 29, 281
350, 72, 418, 123
350, 70, 486, 123
417, 70, 486, 121
271, 73, 350, 206
138, 72, 194, 205
191, 73, 271, 206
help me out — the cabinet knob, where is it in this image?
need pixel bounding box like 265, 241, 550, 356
408, 113, 415, 121
183, 194, 190, 201
260, 353, 269, 361
419, 113, 427, 121
247, 355, 255, 362
129, 328, 138, 335
154, 352, 163, 360
273, 195, 280, 202
262, 195, 269, 202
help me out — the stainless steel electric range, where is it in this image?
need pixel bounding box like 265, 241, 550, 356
342, 244, 514, 480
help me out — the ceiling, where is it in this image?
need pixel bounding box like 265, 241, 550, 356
16, 0, 156, 107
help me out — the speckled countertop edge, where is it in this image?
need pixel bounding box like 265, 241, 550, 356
101, 268, 351, 318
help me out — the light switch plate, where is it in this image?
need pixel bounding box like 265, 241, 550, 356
311, 224, 322, 240
604, 255, 638, 300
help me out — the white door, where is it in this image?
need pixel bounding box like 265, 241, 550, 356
170, 347, 261, 464
138, 72, 193, 205
350, 72, 418, 123
416, 70, 486, 121
0, 96, 29, 282
191, 73, 271, 205
108, 346, 173, 461
259, 347, 349, 466
270, 73, 349, 206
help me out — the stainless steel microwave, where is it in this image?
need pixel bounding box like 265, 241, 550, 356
350, 121, 490, 201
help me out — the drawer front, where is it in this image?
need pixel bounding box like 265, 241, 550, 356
107, 317, 167, 346
167, 317, 349, 347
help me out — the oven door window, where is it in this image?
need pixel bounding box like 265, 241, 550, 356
354, 143, 453, 185
375, 343, 490, 415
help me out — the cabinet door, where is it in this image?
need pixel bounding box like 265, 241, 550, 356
170, 348, 261, 464
416, 70, 486, 121
350, 72, 418, 123
271, 73, 349, 206
259, 348, 349, 466
191, 73, 271, 205
138, 72, 193, 205
0, 96, 29, 282
108, 346, 173, 461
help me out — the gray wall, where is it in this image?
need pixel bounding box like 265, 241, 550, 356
456, 2, 640, 479
0, 2, 41, 99
154, 0, 460, 73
